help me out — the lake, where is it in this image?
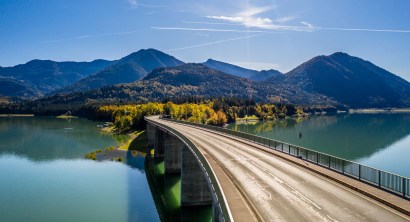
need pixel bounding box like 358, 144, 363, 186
2, 113, 408, 221
227, 113, 410, 178
0, 116, 159, 222
0, 116, 212, 222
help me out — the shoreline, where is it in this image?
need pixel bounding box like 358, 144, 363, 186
349, 108, 410, 113
56, 115, 78, 119
0, 114, 34, 117
85, 128, 151, 161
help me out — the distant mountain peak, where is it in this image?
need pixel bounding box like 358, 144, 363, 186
205, 58, 222, 63
330, 52, 350, 57
267, 52, 410, 108
55, 49, 184, 94
203, 59, 281, 81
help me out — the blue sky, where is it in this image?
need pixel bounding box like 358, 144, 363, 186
1, 0, 410, 80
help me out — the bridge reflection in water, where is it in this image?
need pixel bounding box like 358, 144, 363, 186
145, 156, 212, 221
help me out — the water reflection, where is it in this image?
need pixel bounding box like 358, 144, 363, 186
228, 113, 410, 177
0, 117, 158, 222
145, 156, 212, 222
0, 155, 159, 222
0, 117, 127, 161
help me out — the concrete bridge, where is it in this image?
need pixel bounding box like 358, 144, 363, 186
145, 116, 410, 222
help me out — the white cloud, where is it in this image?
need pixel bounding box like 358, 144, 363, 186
300, 21, 313, 28
238, 5, 275, 17
206, 5, 314, 31
275, 16, 296, 23
204, 6, 410, 33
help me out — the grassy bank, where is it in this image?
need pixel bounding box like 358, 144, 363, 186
84, 129, 152, 161
236, 115, 260, 122
0, 114, 34, 117
118, 130, 152, 154
56, 115, 77, 119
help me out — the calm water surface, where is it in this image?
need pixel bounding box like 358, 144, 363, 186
5, 114, 406, 221
0, 117, 159, 222
227, 113, 410, 178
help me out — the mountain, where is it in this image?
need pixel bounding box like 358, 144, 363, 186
267, 52, 410, 108
5, 51, 410, 109
203, 59, 282, 81
56, 49, 184, 94
0, 59, 113, 98
0, 76, 42, 98
258, 69, 283, 81
34, 63, 334, 109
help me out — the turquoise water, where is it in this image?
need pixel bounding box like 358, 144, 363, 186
145, 157, 212, 222
0, 117, 159, 222
227, 113, 410, 178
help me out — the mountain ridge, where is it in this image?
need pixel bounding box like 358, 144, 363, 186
267, 52, 410, 108
54, 48, 184, 94
203, 58, 282, 81
33, 63, 336, 108
2, 49, 410, 109
0, 59, 113, 98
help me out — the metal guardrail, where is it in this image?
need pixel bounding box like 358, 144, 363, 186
164, 118, 410, 199
145, 117, 232, 222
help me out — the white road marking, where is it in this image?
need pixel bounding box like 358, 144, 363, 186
327, 215, 339, 222
227, 146, 326, 215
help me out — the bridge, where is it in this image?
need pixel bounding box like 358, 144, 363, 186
145, 116, 410, 221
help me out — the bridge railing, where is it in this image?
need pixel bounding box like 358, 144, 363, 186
145, 117, 233, 222
164, 118, 410, 199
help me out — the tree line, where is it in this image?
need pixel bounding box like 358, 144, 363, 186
95, 100, 305, 133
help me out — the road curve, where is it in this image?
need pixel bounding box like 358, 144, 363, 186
151, 117, 410, 222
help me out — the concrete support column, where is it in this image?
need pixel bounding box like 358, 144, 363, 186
146, 123, 155, 147
181, 146, 212, 206
164, 134, 183, 173
154, 129, 165, 157
212, 201, 223, 222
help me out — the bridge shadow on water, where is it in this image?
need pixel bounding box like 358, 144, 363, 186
143, 156, 213, 222
120, 146, 212, 221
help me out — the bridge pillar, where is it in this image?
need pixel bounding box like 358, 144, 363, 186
154, 128, 165, 157
212, 201, 223, 222
181, 146, 212, 206
164, 134, 183, 173
146, 123, 155, 147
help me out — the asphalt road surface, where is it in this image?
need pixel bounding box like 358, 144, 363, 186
152, 117, 410, 222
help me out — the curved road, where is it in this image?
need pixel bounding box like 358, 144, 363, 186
151, 117, 410, 222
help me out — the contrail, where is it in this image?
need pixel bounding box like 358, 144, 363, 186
157, 24, 410, 34
317, 27, 410, 33
181, 21, 244, 26
165, 34, 262, 52
41, 30, 141, 44
151, 27, 268, 33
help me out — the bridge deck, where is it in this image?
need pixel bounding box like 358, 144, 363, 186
151, 117, 410, 221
